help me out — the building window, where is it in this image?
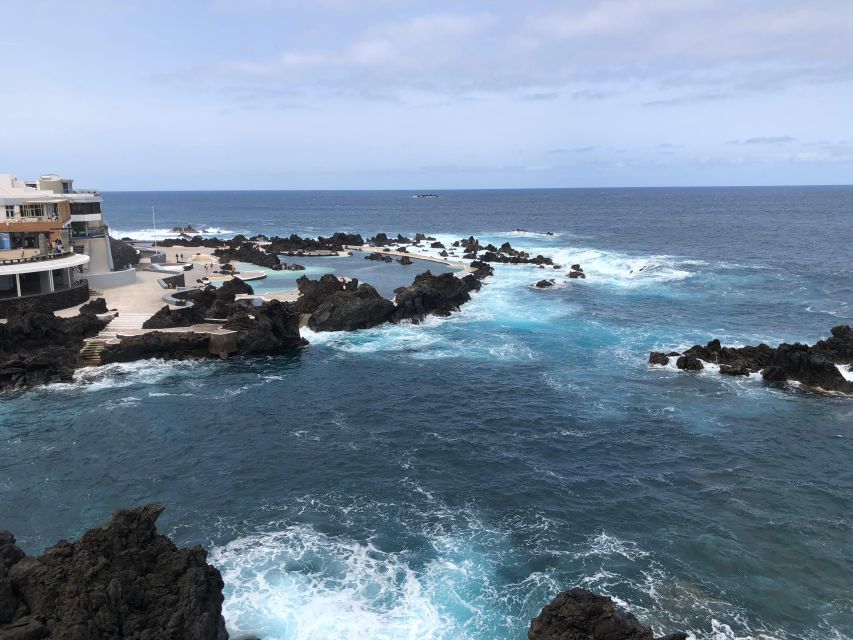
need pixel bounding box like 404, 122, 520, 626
70, 202, 101, 215
21, 204, 43, 218
4, 205, 14, 219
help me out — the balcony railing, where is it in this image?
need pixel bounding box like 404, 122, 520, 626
0, 249, 76, 266
3, 215, 62, 224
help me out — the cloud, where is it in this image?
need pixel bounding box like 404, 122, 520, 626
731, 136, 796, 145
181, 1, 853, 103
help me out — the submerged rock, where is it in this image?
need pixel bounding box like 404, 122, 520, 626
649, 352, 669, 366
528, 588, 687, 640
676, 355, 704, 371
0, 505, 228, 640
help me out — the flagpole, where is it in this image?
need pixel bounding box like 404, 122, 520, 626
152, 206, 157, 247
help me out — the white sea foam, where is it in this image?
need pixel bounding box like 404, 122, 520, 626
210, 524, 507, 640
111, 227, 241, 242
836, 365, 853, 382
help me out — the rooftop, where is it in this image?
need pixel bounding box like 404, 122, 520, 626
0, 173, 100, 204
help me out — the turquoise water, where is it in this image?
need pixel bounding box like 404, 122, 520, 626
238, 254, 458, 299
1, 188, 852, 639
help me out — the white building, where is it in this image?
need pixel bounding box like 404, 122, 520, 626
0, 173, 133, 316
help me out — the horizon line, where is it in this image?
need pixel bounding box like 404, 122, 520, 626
97, 183, 853, 193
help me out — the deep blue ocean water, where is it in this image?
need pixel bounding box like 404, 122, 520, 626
1, 188, 852, 640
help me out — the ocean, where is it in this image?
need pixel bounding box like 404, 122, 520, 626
1, 187, 852, 640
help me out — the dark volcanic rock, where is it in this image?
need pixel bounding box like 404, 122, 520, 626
720, 363, 750, 376
658, 326, 853, 393
291, 274, 346, 314
528, 588, 686, 640
762, 343, 853, 392
535, 280, 554, 288
398, 256, 413, 265
0, 505, 228, 640
214, 242, 279, 269
469, 260, 494, 279
307, 284, 395, 332
149, 279, 256, 327
391, 271, 480, 323
365, 252, 393, 263
0, 301, 106, 392
568, 270, 586, 279
222, 300, 308, 353
142, 305, 206, 329
109, 236, 140, 268
108, 300, 306, 363
79, 297, 109, 316
430, 241, 445, 249
101, 331, 212, 363
676, 355, 704, 371
649, 352, 669, 366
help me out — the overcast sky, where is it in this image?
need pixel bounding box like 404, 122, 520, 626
2, 0, 852, 189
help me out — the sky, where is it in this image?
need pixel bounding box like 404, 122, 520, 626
1, 0, 852, 190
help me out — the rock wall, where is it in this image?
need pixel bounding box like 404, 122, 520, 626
0, 284, 90, 320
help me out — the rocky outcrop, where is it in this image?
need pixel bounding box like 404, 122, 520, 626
156, 236, 227, 248
145, 279, 256, 329
652, 326, 853, 392
79, 298, 109, 316
365, 253, 393, 263
456, 236, 554, 265
390, 271, 480, 323
398, 256, 413, 265
213, 243, 279, 269
676, 355, 703, 371
101, 332, 213, 363
0, 505, 228, 640
105, 300, 306, 363
648, 352, 669, 366
528, 588, 686, 640
307, 284, 395, 332
221, 300, 308, 353
535, 280, 555, 288
290, 274, 355, 315
762, 343, 852, 392
568, 265, 586, 279
0, 301, 107, 392
267, 232, 363, 254
108, 236, 140, 268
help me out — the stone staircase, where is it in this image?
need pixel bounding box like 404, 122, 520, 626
78, 313, 150, 367
78, 338, 109, 367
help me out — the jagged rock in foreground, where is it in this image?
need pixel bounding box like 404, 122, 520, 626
528, 588, 686, 640
0, 301, 107, 392
0, 505, 228, 640
650, 325, 853, 393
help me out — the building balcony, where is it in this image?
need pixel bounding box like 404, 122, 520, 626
0, 248, 77, 266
